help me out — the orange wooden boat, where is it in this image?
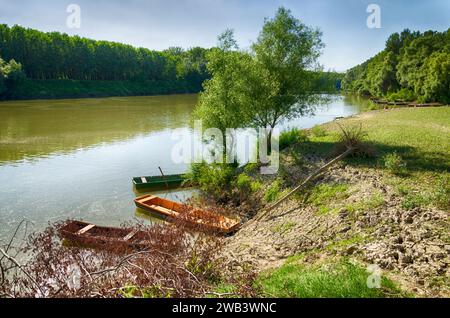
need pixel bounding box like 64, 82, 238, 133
134, 195, 240, 234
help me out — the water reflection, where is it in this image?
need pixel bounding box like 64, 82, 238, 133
0, 95, 197, 164
0, 94, 369, 240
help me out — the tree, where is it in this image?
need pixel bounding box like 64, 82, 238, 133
0, 24, 210, 89
194, 8, 325, 158
421, 51, 450, 103
0, 58, 6, 95
247, 7, 324, 146
193, 30, 251, 159
0, 57, 25, 98
343, 28, 449, 103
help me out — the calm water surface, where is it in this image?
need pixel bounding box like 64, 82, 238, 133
0, 94, 371, 240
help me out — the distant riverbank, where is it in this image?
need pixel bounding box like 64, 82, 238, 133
2, 78, 203, 101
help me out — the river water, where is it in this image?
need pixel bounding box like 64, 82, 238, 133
0, 94, 371, 240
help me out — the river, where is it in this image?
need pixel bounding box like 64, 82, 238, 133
0, 94, 372, 240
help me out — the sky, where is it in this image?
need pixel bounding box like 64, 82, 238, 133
0, 0, 449, 71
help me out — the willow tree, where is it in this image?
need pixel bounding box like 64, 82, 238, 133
193, 29, 253, 160
247, 7, 324, 145
194, 8, 325, 159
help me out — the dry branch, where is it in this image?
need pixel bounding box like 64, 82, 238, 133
254, 147, 355, 222
0, 247, 44, 297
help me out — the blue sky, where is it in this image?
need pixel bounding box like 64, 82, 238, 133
0, 0, 448, 71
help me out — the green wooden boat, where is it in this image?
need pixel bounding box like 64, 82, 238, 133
132, 174, 187, 190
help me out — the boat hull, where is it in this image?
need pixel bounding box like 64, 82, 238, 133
58, 221, 150, 251
134, 195, 240, 234
133, 174, 186, 190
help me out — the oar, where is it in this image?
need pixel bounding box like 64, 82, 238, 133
159, 166, 171, 193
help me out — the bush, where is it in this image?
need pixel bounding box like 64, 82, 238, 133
383, 152, 407, 175
264, 180, 283, 203
279, 128, 308, 150
387, 88, 417, 102
243, 163, 260, 174
236, 174, 253, 192
333, 124, 375, 158
311, 125, 327, 137
0, 222, 225, 298
187, 162, 237, 199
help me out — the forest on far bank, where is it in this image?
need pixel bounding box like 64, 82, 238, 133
342, 28, 450, 104
0, 24, 341, 100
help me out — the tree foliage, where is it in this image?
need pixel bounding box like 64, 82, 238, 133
194, 8, 325, 148
0, 57, 25, 95
249, 7, 324, 131
0, 24, 210, 98
342, 28, 450, 104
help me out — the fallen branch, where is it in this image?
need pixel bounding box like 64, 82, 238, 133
254, 147, 355, 222
0, 219, 29, 262
0, 247, 44, 297
204, 291, 238, 298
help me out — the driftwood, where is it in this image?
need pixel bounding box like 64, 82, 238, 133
254, 147, 355, 222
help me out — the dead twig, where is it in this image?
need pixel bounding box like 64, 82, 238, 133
204, 291, 238, 298
0, 247, 44, 297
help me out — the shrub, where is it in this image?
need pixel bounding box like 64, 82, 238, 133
383, 152, 407, 175
0, 222, 225, 298
186, 162, 237, 199
311, 125, 327, 137
279, 128, 308, 150
387, 88, 417, 102
333, 124, 375, 158
243, 163, 259, 174
250, 181, 263, 192
236, 174, 253, 192
264, 180, 283, 203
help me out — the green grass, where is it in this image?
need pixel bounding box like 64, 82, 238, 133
264, 180, 284, 203
307, 183, 350, 215
302, 108, 450, 169
311, 125, 328, 137
293, 107, 450, 210
258, 259, 405, 298
279, 128, 308, 150
271, 221, 297, 234
346, 192, 386, 214
325, 235, 367, 252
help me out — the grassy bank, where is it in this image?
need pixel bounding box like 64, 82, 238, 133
303, 107, 450, 210
3, 79, 203, 100
220, 106, 449, 298
258, 257, 406, 298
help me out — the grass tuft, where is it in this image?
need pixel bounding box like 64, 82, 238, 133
258, 259, 405, 298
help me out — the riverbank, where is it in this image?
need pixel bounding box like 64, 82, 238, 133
221, 107, 449, 297
2, 79, 203, 101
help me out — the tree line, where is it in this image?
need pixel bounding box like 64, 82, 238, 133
342, 28, 450, 104
0, 23, 341, 100
0, 24, 210, 99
